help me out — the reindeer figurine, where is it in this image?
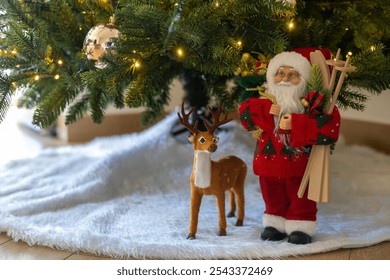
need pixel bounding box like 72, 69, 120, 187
178, 101, 247, 239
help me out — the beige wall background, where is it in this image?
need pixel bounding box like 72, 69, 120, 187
340, 89, 390, 125
105, 81, 390, 126
58, 80, 390, 148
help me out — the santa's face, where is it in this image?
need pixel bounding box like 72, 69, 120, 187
273, 66, 301, 85
268, 65, 306, 116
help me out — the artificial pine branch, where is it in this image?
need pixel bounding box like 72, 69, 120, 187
0, 76, 12, 123
0, 0, 389, 128
65, 92, 90, 125
307, 64, 325, 93
124, 79, 145, 108
348, 45, 390, 94
88, 87, 107, 124
337, 87, 367, 112
32, 84, 70, 127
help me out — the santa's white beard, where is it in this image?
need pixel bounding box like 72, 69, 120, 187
269, 80, 306, 116
268, 79, 307, 145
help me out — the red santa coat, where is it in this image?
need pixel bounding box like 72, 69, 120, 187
239, 97, 341, 178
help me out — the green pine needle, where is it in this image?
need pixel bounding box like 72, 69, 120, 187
307, 64, 324, 93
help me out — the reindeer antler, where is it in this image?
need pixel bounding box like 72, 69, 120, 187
177, 101, 199, 134
204, 100, 232, 134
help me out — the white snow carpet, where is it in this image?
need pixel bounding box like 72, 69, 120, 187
0, 113, 389, 259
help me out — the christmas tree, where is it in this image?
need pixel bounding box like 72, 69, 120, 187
0, 0, 389, 128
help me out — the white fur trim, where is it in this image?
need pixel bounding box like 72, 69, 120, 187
266, 51, 311, 83
263, 214, 286, 233
194, 150, 211, 188
285, 220, 317, 236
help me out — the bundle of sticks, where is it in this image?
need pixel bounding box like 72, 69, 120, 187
297, 49, 356, 203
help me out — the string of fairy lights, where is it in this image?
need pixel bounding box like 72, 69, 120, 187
0, 0, 378, 85
0, 32, 371, 85
0, 0, 273, 85
0, 0, 114, 86
0, 46, 64, 86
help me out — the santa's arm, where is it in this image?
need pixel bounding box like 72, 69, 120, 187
239, 98, 275, 134
288, 107, 341, 148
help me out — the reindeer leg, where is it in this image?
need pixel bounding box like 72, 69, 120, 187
215, 193, 227, 236
188, 189, 202, 240
227, 190, 236, 218
233, 188, 245, 226
234, 168, 246, 226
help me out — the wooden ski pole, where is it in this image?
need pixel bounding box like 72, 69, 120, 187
297, 50, 354, 202
307, 51, 347, 202
297, 50, 336, 199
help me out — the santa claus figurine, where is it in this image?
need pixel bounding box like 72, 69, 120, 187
239, 51, 340, 244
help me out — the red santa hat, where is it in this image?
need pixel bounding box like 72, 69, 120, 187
266, 51, 312, 83
292, 47, 332, 61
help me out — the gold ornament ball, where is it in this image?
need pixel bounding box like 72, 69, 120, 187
241, 52, 253, 63
241, 70, 252, 77
234, 67, 242, 76
84, 23, 120, 62
300, 98, 309, 108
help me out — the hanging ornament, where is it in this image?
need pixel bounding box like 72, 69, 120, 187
235, 52, 270, 77
168, 0, 186, 34
83, 16, 120, 68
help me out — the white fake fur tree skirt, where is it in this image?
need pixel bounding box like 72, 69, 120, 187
0, 113, 389, 259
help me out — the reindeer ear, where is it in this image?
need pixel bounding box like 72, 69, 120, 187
187, 134, 195, 143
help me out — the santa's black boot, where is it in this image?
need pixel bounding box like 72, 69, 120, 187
288, 231, 312, 244
261, 226, 287, 241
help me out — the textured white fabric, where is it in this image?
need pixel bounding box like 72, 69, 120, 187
285, 220, 317, 236
0, 113, 389, 259
194, 150, 211, 188
263, 214, 286, 233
